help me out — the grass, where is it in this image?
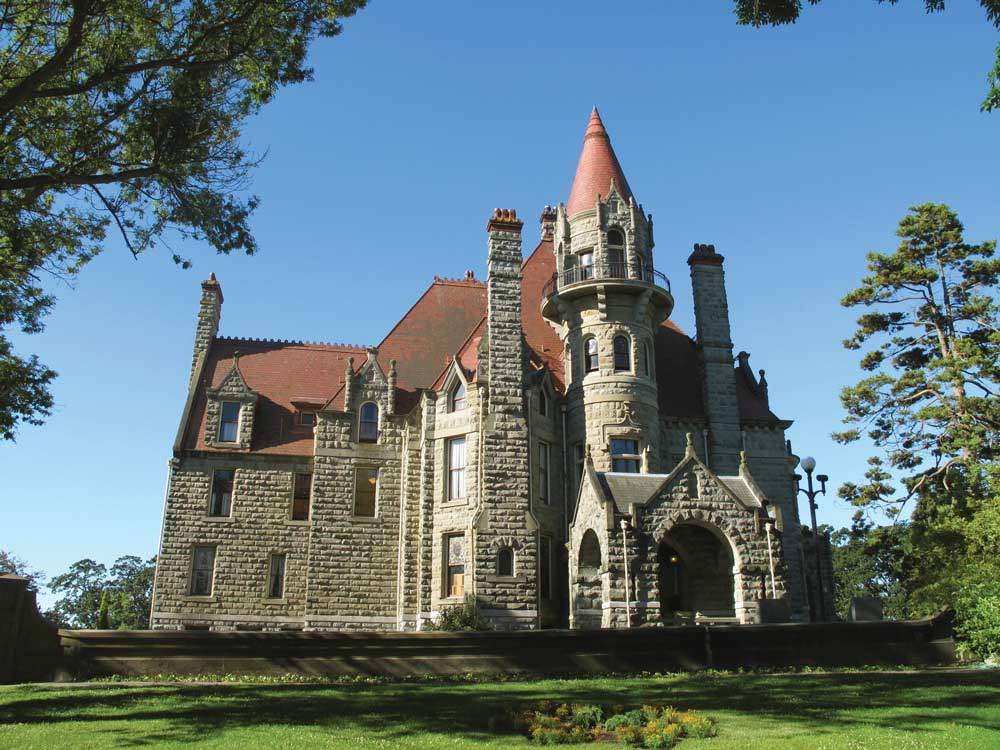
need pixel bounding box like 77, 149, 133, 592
1, 668, 999, 749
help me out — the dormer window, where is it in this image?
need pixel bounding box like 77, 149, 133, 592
613, 335, 631, 372
218, 401, 240, 442
450, 381, 466, 412
359, 402, 379, 443
584, 337, 599, 373
298, 411, 316, 427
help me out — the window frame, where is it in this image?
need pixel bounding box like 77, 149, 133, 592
353, 466, 379, 518
208, 469, 235, 517
298, 411, 317, 427
584, 337, 599, 373
218, 400, 241, 443
266, 553, 287, 600
444, 532, 466, 599
189, 545, 217, 597
579, 250, 594, 280
447, 436, 467, 501
538, 440, 550, 505
358, 402, 379, 443
497, 547, 515, 577
291, 472, 312, 521
610, 437, 642, 473
449, 380, 467, 412
613, 335, 631, 372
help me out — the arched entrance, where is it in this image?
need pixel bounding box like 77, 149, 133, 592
571, 529, 604, 630
658, 524, 736, 622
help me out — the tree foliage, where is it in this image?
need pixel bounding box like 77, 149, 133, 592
0, 0, 366, 440
830, 513, 910, 620
733, 1, 1000, 112
47, 554, 156, 628
0, 548, 45, 591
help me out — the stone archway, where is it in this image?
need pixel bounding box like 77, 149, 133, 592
658, 525, 736, 623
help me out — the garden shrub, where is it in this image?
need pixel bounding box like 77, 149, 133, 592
676, 710, 717, 738
570, 704, 603, 728
604, 709, 645, 731
642, 716, 684, 749
423, 596, 493, 632
953, 571, 1000, 662
523, 701, 714, 747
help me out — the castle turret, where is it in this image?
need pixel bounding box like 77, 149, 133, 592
191, 273, 222, 380
543, 110, 673, 475
688, 243, 741, 474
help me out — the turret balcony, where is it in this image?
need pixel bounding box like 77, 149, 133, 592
541, 263, 673, 321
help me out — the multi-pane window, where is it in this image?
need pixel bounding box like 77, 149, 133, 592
579, 251, 594, 280
292, 473, 311, 521
497, 547, 514, 577
607, 229, 625, 277
354, 467, 378, 517
209, 469, 234, 517
298, 411, 316, 427
613, 335, 631, 372
450, 381, 466, 412
538, 441, 550, 504
267, 553, 286, 599
445, 533, 466, 598
218, 401, 240, 442
359, 402, 379, 442
539, 537, 552, 599
584, 338, 599, 373
448, 437, 467, 501
189, 545, 216, 596
610, 438, 641, 473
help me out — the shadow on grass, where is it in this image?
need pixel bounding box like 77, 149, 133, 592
2, 671, 1000, 746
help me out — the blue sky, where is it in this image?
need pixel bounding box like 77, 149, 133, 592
3, 1, 998, 604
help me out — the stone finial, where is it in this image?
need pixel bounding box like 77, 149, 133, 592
464, 270, 475, 280
687, 242, 725, 267
739, 450, 749, 474
758, 369, 769, 405
343, 356, 355, 408
486, 207, 523, 233
387, 359, 398, 414
684, 432, 696, 458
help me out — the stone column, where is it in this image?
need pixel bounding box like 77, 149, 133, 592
688, 244, 741, 475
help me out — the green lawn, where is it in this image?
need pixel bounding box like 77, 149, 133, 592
1, 669, 999, 749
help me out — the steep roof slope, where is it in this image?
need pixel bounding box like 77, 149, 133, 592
566, 108, 635, 216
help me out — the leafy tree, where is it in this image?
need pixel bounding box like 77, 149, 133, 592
0, 0, 367, 440
47, 558, 107, 628
830, 513, 910, 620
0, 549, 45, 591
733, 1, 1000, 112
46, 554, 156, 629
107, 554, 156, 629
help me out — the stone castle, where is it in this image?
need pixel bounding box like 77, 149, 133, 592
150, 110, 831, 632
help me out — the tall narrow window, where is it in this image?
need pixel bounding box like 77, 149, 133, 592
189, 546, 216, 596
218, 401, 240, 442
610, 438, 641, 473
267, 553, 286, 599
584, 337, 599, 373
354, 467, 378, 517
641, 341, 651, 377
497, 547, 514, 577
539, 537, 552, 599
450, 381, 466, 412
209, 469, 234, 517
359, 402, 379, 442
579, 251, 594, 280
538, 441, 550, 504
448, 437, 467, 500
613, 335, 631, 372
607, 229, 625, 277
565, 253, 578, 282
292, 473, 312, 521
538, 389, 548, 417
445, 533, 466, 598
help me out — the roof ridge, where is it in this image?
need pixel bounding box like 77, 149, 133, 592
432, 275, 485, 287
215, 335, 370, 350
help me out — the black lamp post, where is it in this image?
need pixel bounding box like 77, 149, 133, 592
795, 456, 829, 621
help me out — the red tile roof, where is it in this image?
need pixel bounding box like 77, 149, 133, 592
566, 109, 635, 216
521, 240, 567, 390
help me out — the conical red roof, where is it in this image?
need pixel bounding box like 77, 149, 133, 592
566, 108, 634, 216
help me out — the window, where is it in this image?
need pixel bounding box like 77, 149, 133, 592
450, 381, 466, 412
540, 537, 552, 599
209, 469, 234, 517
218, 401, 240, 442
267, 553, 286, 599
447, 437, 467, 501
610, 438, 641, 473
538, 389, 548, 417
579, 530, 601, 577
445, 533, 466, 598
579, 251, 594, 280
584, 337, 599, 373
607, 228, 624, 247
538, 441, 550, 504
641, 340, 651, 377
353, 467, 378, 517
189, 546, 216, 596
359, 402, 379, 442
497, 547, 514, 577
613, 335, 631, 372
292, 473, 311, 521
607, 229, 625, 277
298, 411, 316, 427
573, 443, 585, 497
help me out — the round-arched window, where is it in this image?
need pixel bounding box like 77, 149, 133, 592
497, 547, 514, 577
579, 530, 602, 577
359, 402, 379, 443
613, 335, 631, 372
584, 337, 599, 373
450, 381, 466, 412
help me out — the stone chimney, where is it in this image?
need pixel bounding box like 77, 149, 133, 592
688, 244, 741, 474
191, 273, 223, 382
485, 208, 525, 420
539, 205, 557, 241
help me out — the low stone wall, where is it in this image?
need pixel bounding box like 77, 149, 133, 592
57, 614, 956, 680
0, 575, 63, 683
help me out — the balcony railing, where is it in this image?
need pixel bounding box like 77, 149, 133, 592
541, 263, 671, 300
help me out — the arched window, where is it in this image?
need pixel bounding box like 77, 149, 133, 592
538, 389, 548, 417
359, 402, 379, 443
584, 337, 599, 373
450, 381, 466, 412
641, 340, 651, 377
613, 335, 631, 372
607, 228, 624, 247
607, 229, 625, 278
497, 547, 514, 577
579, 530, 602, 577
